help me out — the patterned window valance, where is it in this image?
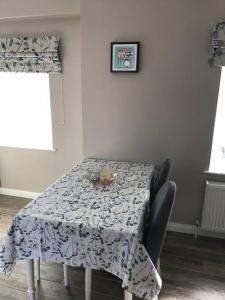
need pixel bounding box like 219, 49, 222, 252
0, 36, 61, 73
209, 22, 225, 67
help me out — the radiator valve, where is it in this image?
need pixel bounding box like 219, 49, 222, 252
195, 219, 200, 239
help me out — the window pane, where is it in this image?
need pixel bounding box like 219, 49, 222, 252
0, 73, 53, 150
209, 67, 225, 173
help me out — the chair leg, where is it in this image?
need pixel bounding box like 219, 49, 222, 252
85, 267, 92, 300
63, 264, 69, 286
26, 259, 35, 300
35, 259, 40, 281
124, 290, 132, 300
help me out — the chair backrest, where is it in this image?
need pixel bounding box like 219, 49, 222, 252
151, 159, 173, 200
144, 181, 177, 267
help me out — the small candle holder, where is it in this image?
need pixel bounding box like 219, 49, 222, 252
87, 166, 117, 187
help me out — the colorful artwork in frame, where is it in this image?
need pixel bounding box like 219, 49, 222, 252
111, 42, 139, 72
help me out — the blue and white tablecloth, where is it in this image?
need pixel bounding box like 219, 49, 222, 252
0, 158, 162, 299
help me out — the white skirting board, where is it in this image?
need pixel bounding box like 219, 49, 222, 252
167, 222, 225, 239
167, 222, 195, 234
0, 188, 40, 199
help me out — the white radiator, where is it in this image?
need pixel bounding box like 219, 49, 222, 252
201, 181, 225, 233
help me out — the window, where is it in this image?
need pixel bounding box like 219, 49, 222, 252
0, 73, 53, 150
209, 67, 225, 173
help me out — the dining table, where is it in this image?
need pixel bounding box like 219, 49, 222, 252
0, 158, 162, 300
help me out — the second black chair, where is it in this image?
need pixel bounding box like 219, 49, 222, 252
144, 181, 177, 269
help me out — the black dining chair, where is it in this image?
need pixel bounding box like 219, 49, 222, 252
144, 181, 177, 271
151, 159, 173, 201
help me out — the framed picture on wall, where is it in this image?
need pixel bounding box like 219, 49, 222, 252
111, 42, 139, 72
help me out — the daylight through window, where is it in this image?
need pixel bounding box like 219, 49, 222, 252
209, 67, 225, 173
0, 73, 53, 150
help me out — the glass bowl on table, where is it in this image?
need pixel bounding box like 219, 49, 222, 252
87, 166, 118, 187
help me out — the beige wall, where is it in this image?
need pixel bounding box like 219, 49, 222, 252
0, 0, 80, 20
0, 17, 83, 192
1, 0, 225, 226
81, 0, 225, 225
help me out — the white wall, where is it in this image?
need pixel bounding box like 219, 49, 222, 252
0, 17, 83, 192
81, 0, 225, 225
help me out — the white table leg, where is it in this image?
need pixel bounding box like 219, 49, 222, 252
85, 267, 92, 300
124, 290, 132, 300
35, 259, 40, 281
63, 264, 69, 286
26, 259, 35, 300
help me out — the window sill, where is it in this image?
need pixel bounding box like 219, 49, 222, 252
0, 145, 57, 152
204, 170, 225, 176
204, 170, 225, 181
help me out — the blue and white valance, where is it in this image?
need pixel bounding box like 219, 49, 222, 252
209, 22, 225, 67
0, 36, 61, 73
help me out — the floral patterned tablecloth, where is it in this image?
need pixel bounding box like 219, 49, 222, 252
0, 158, 162, 299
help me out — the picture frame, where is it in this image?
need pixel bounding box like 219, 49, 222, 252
111, 42, 139, 73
